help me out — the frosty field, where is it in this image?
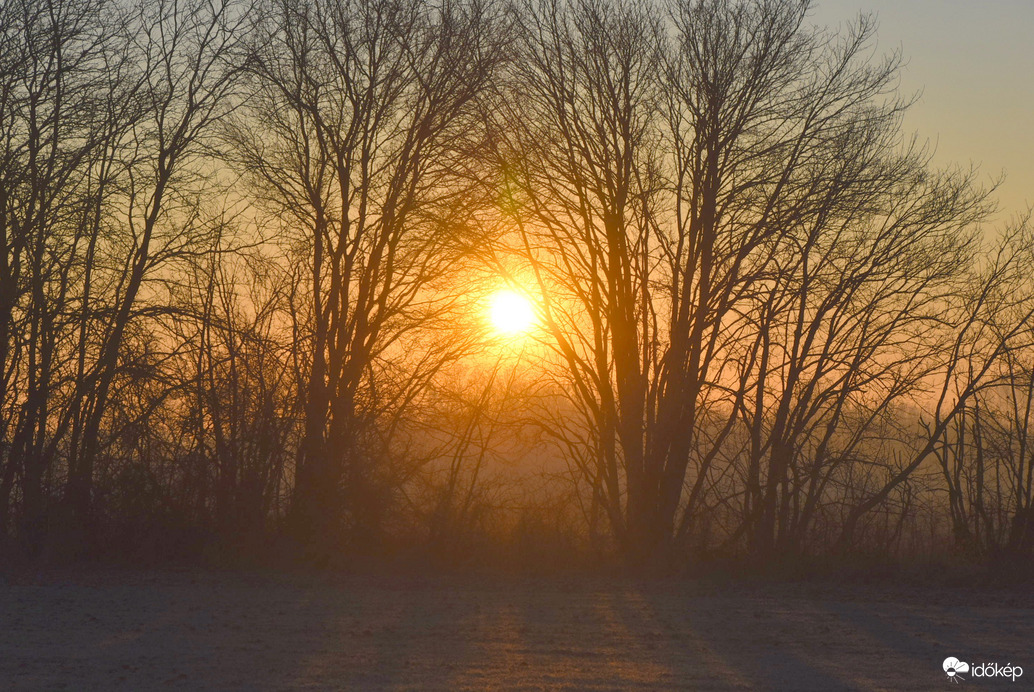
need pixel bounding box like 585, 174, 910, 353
1, 572, 1030, 690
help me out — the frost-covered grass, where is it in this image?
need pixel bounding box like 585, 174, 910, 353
0, 572, 1030, 690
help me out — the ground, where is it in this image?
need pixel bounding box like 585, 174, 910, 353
0, 571, 1030, 690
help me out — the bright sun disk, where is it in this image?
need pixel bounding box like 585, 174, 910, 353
489, 289, 535, 336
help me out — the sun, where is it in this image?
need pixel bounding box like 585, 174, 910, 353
488, 289, 535, 336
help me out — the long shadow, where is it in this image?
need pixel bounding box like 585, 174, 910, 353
0, 572, 489, 690
243, 573, 487, 689
631, 583, 853, 690
7, 573, 1029, 689
499, 577, 668, 688
823, 595, 1034, 688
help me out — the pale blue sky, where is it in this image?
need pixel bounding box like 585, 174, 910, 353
812, 0, 1034, 220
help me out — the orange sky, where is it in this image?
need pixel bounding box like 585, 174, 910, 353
814, 0, 1034, 222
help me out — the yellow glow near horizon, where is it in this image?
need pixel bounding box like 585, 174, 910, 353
488, 289, 535, 336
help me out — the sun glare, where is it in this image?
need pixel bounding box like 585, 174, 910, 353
488, 289, 535, 336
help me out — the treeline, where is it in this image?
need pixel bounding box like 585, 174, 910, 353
0, 0, 1032, 568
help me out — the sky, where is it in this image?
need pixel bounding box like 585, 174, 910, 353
811, 0, 1034, 222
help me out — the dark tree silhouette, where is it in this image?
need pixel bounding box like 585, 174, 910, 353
491, 0, 1018, 563
0, 0, 1029, 570
227, 0, 507, 555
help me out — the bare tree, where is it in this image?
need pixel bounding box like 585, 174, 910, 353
850, 215, 1034, 555
495, 0, 1007, 563
228, 0, 506, 554
0, 0, 247, 550
491, 0, 666, 559
64, 0, 249, 527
